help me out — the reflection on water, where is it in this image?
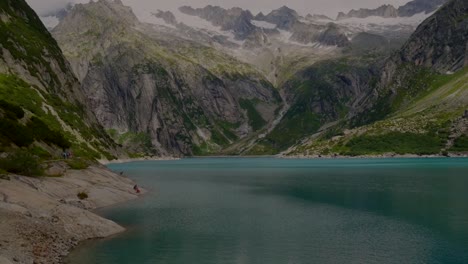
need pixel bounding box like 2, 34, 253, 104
68, 158, 468, 264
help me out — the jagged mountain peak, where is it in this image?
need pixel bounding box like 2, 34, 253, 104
274, 6, 298, 14
318, 22, 350, 47
70, 0, 138, 25
152, 10, 177, 25
257, 5, 300, 30
337, 4, 398, 20
266, 5, 299, 19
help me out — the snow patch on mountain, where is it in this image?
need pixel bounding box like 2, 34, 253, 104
251, 20, 277, 29
173, 9, 246, 46
336, 11, 433, 27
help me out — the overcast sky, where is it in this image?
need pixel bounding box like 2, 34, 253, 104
27, 0, 411, 18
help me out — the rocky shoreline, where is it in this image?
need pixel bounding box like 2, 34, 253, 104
0, 165, 142, 264
282, 153, 468, 159
99, 156, 180, 165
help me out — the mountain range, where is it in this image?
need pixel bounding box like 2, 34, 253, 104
1, 0, 467, 161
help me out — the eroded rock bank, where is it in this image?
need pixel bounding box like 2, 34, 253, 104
0, 166, 141, 264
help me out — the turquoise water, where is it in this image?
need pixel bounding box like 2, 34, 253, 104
68, 158, 468, 264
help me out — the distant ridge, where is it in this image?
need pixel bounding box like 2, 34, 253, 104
337, 0, 449, 20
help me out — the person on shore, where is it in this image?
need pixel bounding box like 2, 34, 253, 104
133, 185, 141, 194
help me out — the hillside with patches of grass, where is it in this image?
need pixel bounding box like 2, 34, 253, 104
0, 0, 121, 174
288, 67, 468, 156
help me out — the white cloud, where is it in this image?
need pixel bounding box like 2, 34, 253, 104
26, 0, 412, 18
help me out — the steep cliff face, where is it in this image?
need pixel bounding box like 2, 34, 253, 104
0, 0, 117, 160
53, 0, 281, 156
396, 0, 468, 73
372, 0, 468, 118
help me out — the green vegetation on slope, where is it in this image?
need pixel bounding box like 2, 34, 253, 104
0, 0, 69, 92
250, 59, 373, 155
451, 135, 468, 152
0, 74, 114, 161
342, 132, 444, 156
352, 66, 468, 127
0, 150, 43, 177
108, 129, 156, 157
239, 99, 266, 131
251, 109, 321, 155
289, 66, 468, 156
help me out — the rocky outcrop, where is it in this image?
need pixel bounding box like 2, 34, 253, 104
398, 0, 448, 17
289, 23, 323, 44
376, 0, 467, 94
317, 23, 350, 47
289, 22, 349, 47
337, 4, 398, 20
255, 6, 299, 30
153, 10, 177, 25
354, 0, 467, 125
396, 0, 468, 73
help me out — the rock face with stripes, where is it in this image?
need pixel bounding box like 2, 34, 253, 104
52, 0, 282, 156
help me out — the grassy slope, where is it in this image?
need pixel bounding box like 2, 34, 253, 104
0, 0, 71, 94
0, 74, 116, 160
289, 67, 468, 156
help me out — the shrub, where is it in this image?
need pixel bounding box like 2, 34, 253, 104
77, 191, 88, 200
29, 146, 52, 159
451, 135, 468, 151
66, 158, 90, 170
0, 168, 10, 180
0, 118, 34, 147
0, 150, 43, 177
0, 99, 25, 119
27, 117, 71, 149
344, 132, 443, 155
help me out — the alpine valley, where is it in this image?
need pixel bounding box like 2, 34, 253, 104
2, 0, 468, 160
